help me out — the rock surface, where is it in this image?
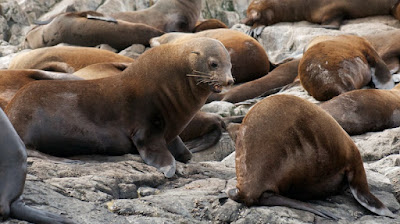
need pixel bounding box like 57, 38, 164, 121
1, 0, 400, 223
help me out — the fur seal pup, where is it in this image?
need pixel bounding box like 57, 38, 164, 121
227, 94, 396, 219
243, 0, 400, 30
320, 84, 400, 135
25, 11, 165, 50
0, 108, 75, 224
150, 29, 270, 83
8, 46, 134, 73
193, 19, 228, 32
0, 69, 83, 109
111, 0, 202, 32
299, 35, 394, 101
5, 38, 234, 178
208, 59, 299, 103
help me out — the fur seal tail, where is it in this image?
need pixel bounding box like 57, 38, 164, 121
10, 198, 76, 224
347, 158, 396, 218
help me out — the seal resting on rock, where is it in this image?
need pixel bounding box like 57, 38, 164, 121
8, 46, 134, 73
150, 29, 270, 83
111, 0, 202, 32
0, 69, 83, 109
227, 94, 396, 219
5, 38, 234, 178
25, 11, 164, 50
299, 35, 394, 101
320, 84, 400, 135
0, 108, 75, 224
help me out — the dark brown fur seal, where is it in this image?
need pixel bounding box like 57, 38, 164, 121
8, 46, 134, 73
243, 0, 400, 29
208, 59, 299, 103
111, 0, 202, 32
150, 29, 270, 83
320, 84, 400, 135
25, 11, 165, 50
5, 38, 234, 178
193, 19, 228, 32
0, 108, 75, 224
0, 69, 83, 109
227, 94, 396, 219
299, 35, 394, 101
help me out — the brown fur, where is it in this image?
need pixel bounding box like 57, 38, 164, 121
73, 62, 130, 79
111, 0, 202, 32
150, 29, 270, 83
5, 38, 233, 178
320, 85, 400, 135
25, 11, 164, 50
8, 46, 134, 73
208, 59, 299, 103
244, 0, 399, 28
194, 19, 228, 32
299, 35, 394, 101
228, 94, 395, 218
0, 69, 82, 109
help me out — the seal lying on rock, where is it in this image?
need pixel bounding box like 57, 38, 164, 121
299, 35, 394, 101
5, 38, 234, 178
111, 0, 202, 32
0, 69, 83, 109
0, 108, 75, 224
25, 11, 164, 50
8, 46, 135, 73
227, 94, 396, 219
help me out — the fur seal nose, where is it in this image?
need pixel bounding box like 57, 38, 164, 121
227, 78, 234, 86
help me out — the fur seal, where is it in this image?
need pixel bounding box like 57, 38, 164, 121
0, 108, 75, 224
320, 84, 400, 135
299, 35, 394, 101
0, 69, 83, 109
8, 46, 134, 73
208, 59, 299, 103
25, 11, 165, 50
5, 38, 234, 178
150, 29, 270, 83
111, 0, 202, 32
193, 19, 228, 32
227, 94, 396, 219
72, 62, 130, 79
243, 0, 400, 29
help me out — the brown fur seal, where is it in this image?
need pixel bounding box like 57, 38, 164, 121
0, 69, 83, 109
72, 62, 130, 79
111, 0, 202, 32
227, 94, 396, 219
5, 38, 234, 178
150, 29, 270, 83
243, 0, 400, 29
193, 19, 228, 32
299, 35, 394, 101
8, 46, 134, 73
320, 84, 400, 135
208, 59, 299, 103
0, 108, 75, 224
25, 11, 164, 50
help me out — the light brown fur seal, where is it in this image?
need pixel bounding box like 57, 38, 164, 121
25, 11, 164, 50
0, 69, 83, 109
243, 0, 400, 29
193, 19, 228, 32
320, 84, 400, 135
150, 29, 270, 83
299, 35, 394, 101
5, 38, 234, 178
111, 0, 202, 32
8, 46, 134, 73
227, 94, 396, 219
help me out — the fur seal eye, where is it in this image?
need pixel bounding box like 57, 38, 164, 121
209, 61, 219, 69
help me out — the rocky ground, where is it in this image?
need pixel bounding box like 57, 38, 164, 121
1, 0, 400, 223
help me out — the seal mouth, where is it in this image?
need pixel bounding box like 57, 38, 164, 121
211, 84, 223, 93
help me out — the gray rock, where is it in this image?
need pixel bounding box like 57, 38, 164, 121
191, 133, 235, 163
96, 0, 136, 15
119, 44, 146, 59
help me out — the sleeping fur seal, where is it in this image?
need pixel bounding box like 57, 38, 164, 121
227, 94, 396, 219
299, 35, 394, 101
8, 46, 134, 73
0, 108, 75, 224
25, 11, 164, 50
5, 38, 234, 178
111, 0, 202, 32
